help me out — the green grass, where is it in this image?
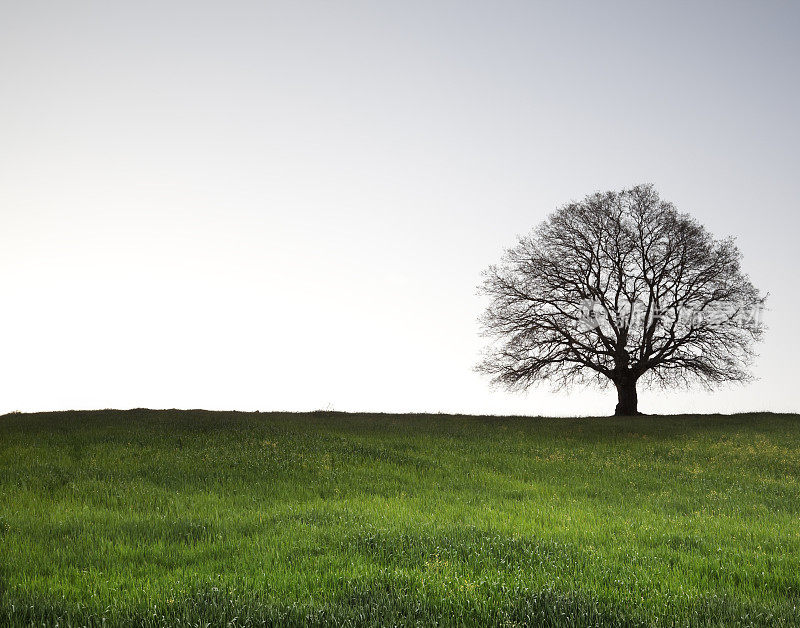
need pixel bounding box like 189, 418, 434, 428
1, 409, 799, 626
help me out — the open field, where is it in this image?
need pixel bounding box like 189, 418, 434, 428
1, 410, 799, 626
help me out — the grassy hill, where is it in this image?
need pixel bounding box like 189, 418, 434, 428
1, 409, 799, 626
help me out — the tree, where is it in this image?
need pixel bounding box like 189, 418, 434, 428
477, 185, 765, 415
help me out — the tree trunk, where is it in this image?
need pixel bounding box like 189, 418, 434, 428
614, 379, 639, 416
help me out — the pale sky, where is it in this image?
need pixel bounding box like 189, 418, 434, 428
1, 1, 798, 416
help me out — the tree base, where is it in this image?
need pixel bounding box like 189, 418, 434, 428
614, 380, 639, 416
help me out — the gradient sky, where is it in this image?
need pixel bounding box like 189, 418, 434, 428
2, 1, 798, 416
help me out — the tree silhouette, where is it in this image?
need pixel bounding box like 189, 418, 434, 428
478, 185, 765, 415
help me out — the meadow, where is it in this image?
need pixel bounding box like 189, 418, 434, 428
1, 409, 799, 626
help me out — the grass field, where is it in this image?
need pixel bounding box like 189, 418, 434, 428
1, 409, 799, 626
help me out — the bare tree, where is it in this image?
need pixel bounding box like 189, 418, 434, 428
478, 185, 765, 415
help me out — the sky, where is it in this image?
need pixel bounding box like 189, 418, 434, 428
1, 1, 798, 416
